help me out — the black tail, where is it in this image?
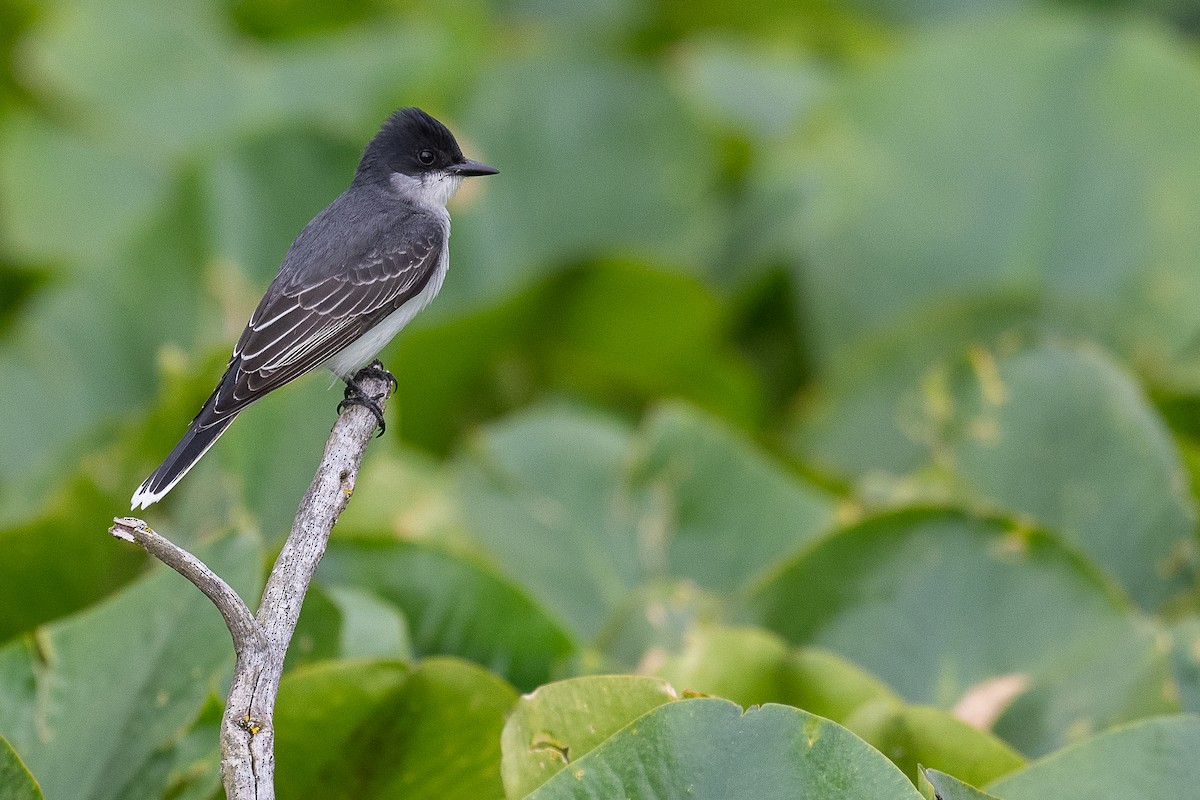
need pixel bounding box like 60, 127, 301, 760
131, 414, 236, 509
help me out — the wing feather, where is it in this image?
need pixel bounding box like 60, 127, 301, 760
207, 213, 444, 421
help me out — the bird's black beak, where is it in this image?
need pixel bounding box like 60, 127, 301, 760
449, 158, 499, 177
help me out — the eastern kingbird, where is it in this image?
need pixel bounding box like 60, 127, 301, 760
131, 108, 497, 510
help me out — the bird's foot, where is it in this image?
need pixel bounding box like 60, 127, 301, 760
339, 362, 395, 437
356, 359, 398, 395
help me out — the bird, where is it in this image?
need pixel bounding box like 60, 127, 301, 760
131, 107, 497, 510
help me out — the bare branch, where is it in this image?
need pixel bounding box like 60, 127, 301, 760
111, 369, 392, 800
221, 370, 393, 800
109, 517, 263, 654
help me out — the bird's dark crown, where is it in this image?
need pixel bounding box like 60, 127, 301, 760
355, 107, 465, 181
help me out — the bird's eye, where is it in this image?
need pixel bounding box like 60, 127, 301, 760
417, 149, 436, 166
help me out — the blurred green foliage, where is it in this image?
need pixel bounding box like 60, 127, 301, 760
4, 0, 1200, 796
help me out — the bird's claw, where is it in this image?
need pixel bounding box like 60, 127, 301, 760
356, 359, 398, 395
339, 364, 392, 437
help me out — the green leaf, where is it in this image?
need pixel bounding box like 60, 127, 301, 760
987, 716, 1200, 800
18, 0, 455, 161
524, 699, 924, 800
275, 657, 517, 800
924, 340, 1196, 609
656, 625, 790, 707
203, 128, 359, 287
332, 446, 466, 539
845, 0, 1034, 24
653, 625, 1023, 785
851, 704, 1024, 788
592, 580, 726, 671
782, 647, 901, 723
748, 508, 1175, 756
501, 675, 678, 798
0, 174, 207, 522
450, 55, 720, 313
920, 768, 1002, 800
794, 332, 1198, 610
0, 532, 261, 800
1167, 616, 1200, 714
675, 39, 831, 139
0, 736, 42, 800
286, 583, 412, 671
537, 263, 764, 428
318, 539, 574, 691
160, 696, 223, 800
0, 479, 144, 642
791, 296, 1039, 480
627, 403, 835, 593
456, 405, 643, 641
381, 278, 553, 454
214, 375, 345, 538
383, 262, 765, 455
0, 110, 165, 264
764, 15, 1200, 386
457, 403, 835, 645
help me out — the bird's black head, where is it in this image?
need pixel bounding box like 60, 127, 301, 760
355, 107, 498, 187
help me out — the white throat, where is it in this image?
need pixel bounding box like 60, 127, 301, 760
389, 170, 464, 211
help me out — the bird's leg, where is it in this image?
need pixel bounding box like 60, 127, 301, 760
337, 360, 397, 437
355, 359, 399, 394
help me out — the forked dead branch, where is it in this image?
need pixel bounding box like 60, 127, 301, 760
110, 369, 392, 800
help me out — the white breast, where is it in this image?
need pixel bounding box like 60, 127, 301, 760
323, 243, 450, 379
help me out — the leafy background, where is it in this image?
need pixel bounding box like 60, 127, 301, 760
3, 0, 1200, 797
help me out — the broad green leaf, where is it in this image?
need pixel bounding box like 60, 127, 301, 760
384, 261, 764, 455
0, 532, 261, 800
275, 661, 409, 799
923, 340, 1196, 609
286, 583, 412, 670
782, 648, 900, 722
0, 175, 207, 522
501, 675, 678, 798
18, 0, 455, 161
675, 39, 830, 139
203, 128, 359, 287
275, 657, 517, 800
536, 263, 763, 428
450, 55, 719, 313
215, 374, 347, 537
382, 276, 553, 454
791, 296, 1040, 480
656, 625, 790, 707
457, 403, 835, 645
748, 508, 1175, 756
332, 446, 472, 546
654, 625, 1022, 785
920, 768, 1002, 800
0, 736, 42, 800
627, 403, 835, 592
324, 586, 413, 661
457, 405, 642, 641
764, 15, 1200, 386
1168, 616, 1200, 714
160, 696, 223, 800
845, 0, 1033, 23
988, 716, 1200, 800
286, 584, 348, 669
0, 111, 165, 264
850, 704, 1024, 788
525, 699, 924, 800
318, 538, 574, 691
794, 332, 1197, 610
0, 479, 144, 642
654, 627, 872, 716
592, 580, 726, 672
